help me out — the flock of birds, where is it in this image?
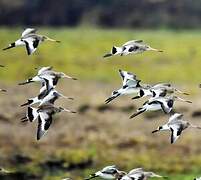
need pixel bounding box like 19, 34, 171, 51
19, 66, 77, 140
1, 28, 201, 180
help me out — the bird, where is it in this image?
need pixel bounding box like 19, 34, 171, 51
0, 167, 11, 174
132, 83, 189, 100
18, 67, 77, 87
20, 87, 74, 107
194, 178, 201, 180
119, 168, 167, 180
3, 28, 60, 55
105, 69, 142, 104
129, 95, 192, 119
21, 104, 76, 140
152, 113, 201, 144
85, 165, 123, 180
103, 40, 163, 58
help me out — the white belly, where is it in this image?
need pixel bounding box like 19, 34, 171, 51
146, 104, 161, 111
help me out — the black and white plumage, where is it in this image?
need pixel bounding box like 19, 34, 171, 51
103, 40, 163, 58
85, 165, 122, 180
18, 66, 77, 87
21, 87, 73, 107
3, 28, 60, 55
132, 83, 189, 100
119, 168, 167, 180
152, 113, 201, 144
130, 96, 192, 119
105, 69, 142, 104
21, 104, 76, 140
194, 177, 201, 180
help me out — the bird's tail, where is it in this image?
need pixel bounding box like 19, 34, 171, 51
3, 43, 15, 51
103, 46, 122, 58
129, 108, 146, 119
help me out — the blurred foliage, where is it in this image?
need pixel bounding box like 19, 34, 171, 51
0, 0, 201, 28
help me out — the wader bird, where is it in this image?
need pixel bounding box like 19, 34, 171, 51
21, 104, 76, 140
3, 28, 60, 55
85, 165, 123, 180
130, 96, 192, 119
103, 40, 163, 58
105, 69, 142, 104
119, 168, 167, 180
152, 113, 201, 144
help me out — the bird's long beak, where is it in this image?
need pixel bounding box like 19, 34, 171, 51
47, 37, 60, 43
63, 108, 76, 113
176, 97, 192, 103
60, 94, 74, 100
63, 74, 77, 80
149, 47, 163, 52
190, 124, 201, 129
174, 88, 189, 95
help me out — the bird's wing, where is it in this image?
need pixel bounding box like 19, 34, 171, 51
40, 91, 58, 105
21, 28, 37, 37
168, 113, 183, 123
22, 37, 40, 55
152, 83, 171, 89
37, 112, 53, 140
119, 70, 140, 87
102, 165, 117, 174
129, 172, 145, 180
123, 40, 143, 46
170, 124, 183, 144
39, 75, 55, 90
128, 168, 143, 175
38, 67, 53, 75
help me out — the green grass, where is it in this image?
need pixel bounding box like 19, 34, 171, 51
0, 27, 201, 86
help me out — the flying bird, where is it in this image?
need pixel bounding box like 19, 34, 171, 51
3, 28, 60, 55
132, 83, 189, 100
85, 165, 123, 180
103, 40, 163, 58
21, 104, 76, 140
18, 67, 77, 87
105, 69, 142, 104
21, 87, 73, 107
130, 96, 192, 119
152, 113, 201, 144
119, 168, 167, 180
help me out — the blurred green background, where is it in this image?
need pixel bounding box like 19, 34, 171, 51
0, 0, 201, 180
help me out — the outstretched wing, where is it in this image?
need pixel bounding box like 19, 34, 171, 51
128, 168, 143, 175
23, 37, 40, 55
170, 124, 183, 144
123, 40, 143, 47
37, 112, 53, 140
21, 28, 37, 37
38, 66, 53, 75
168, 113, 183, 123
119, 69, 140, 87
